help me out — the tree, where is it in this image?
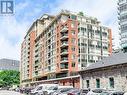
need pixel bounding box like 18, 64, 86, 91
0, 70, 20, 87
78, 11, 84, 16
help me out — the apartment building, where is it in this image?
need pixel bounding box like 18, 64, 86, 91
118, 0, 127, 50
20, 10, 112, 88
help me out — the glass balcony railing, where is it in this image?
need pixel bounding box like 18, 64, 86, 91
61, 27, 68, 32
61, 41, 68, 46
60, 64, 68, 69
61, 33, 68, 37
61, 49, 68, 55
60, 34, 68, 40
61, 57, 68, 62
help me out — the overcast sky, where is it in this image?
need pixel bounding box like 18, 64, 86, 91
0, 0, 119, 60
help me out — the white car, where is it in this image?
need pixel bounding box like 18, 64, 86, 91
40, 85, 73, 95
100, 91, 125, 95
30, 84, 58, 95
124, 92, 127, 95
87, 88, 106, 95
51, 86, 73, 95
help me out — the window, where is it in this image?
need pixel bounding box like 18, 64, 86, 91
71, 15, 77, 20
71, 21, 75, 28
63, 82, 65, 86
81, 47, 86, 53
81, 27, 86, 36
72, 62, 75, 67
86, 80, 90, 88
109, 77, 114, 88
119, 4, 127, 12
71, 38, 76, 44
71, 30, 75, 35
71, 46, 75, 51
96, 79, 100, 88
72, 54, 75, 59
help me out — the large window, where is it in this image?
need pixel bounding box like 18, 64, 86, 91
86, 80, 90, 88
109, 77, 114, 88
96, 79, 100, 88
71, 15, 77, 20
119, 4, 127, 12
71, 62, 75, 67
81, 55, 87, 63
81, 27, 86, 36
81, 47, 86, 53
120, 14, 127, 21
121, 24, 127, 31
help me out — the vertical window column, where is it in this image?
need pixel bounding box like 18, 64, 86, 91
96, 79, 100, 88
109, 77, 114, 88
86, 80, 90, 88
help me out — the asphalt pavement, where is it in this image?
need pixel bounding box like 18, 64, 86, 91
0, 90, 24, 95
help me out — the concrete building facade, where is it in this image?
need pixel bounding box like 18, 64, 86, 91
118, 0, 127, 49
79, 52, 127, 91
20, 10, 112, 88
0, 58, 19, 71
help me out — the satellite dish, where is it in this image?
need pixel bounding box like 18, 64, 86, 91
43, 15, 48, 19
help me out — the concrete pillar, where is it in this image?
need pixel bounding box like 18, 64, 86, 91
80, 75, 83, 89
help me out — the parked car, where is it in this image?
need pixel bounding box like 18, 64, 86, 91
19, 87, 25, 93
67, 88, 80, 95
124, 92, 127, 95
30, 84, 58, 95
38, 85, 58, 95
80, 89, 90, 95
42, 85, 73, 95
23, 87, 34, 94
100, 91, 125, 95
15, 87, 20, 92
110, 91, 124, 95
51, 87, 73, 95
87, 88, 106, 95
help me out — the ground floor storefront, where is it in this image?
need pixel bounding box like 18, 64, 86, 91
21, 75, 80, 88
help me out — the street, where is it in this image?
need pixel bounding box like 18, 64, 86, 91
0, 90, 24, 95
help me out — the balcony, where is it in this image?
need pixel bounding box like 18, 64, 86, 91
60, 63, 68, 71
61, 27, 68, 33
102, 37, 108, 41
61, 49, 68, 55
60, 34, 68, 40
61, 41, 68, 47
61, 57, 68, 63
89, 44, 94, 48
56, 72, 68, 78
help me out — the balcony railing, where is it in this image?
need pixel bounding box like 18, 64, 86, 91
60, 64, 68, 69
61, 49, 68, 55
61, 27, 68, 33
61, 57, 68, 63
61, 41, 68, 47
60, 34, 68, 40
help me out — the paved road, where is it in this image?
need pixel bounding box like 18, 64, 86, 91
0, 90, 24, 95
